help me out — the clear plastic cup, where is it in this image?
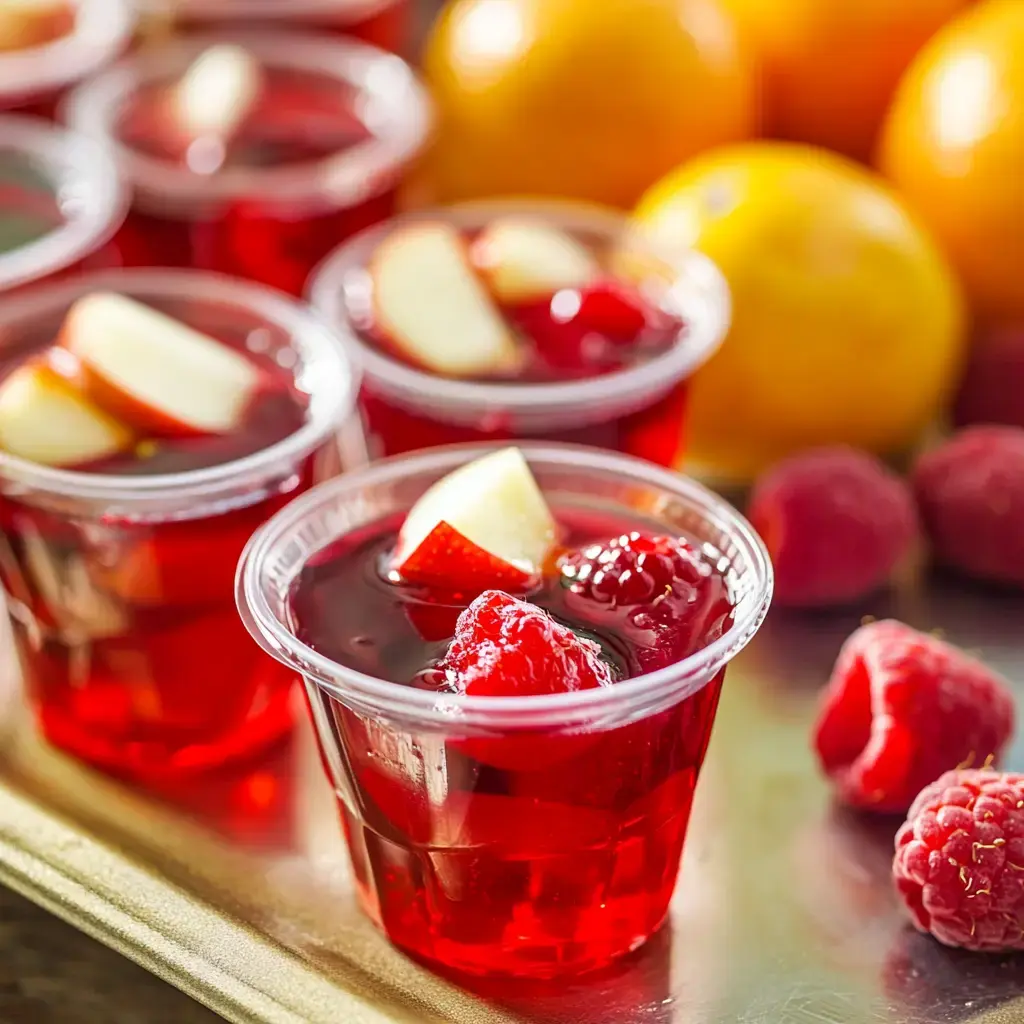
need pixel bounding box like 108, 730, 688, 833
65, 32, 431, 296
0, 268, 360, 781
0, 115, 126, 292
308, 200, 730, 465
237, 443, 772, 978
0, 0, 134, 116
137, 0, 411, 54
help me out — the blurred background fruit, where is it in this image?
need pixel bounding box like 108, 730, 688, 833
721, 0, 972, 163
634, 143, 966, 481
879, 0, 1024, 323
953, 325, 1024, 430
419, 0, 756, 207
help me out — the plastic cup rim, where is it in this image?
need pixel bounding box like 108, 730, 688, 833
0, 267, 359, 506
237, 441, 773, 730
63, 29, 432, 210
307, 199, 732, 422
0, 115, 127, 292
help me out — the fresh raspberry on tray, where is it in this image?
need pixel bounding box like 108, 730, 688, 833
894, 770, 1024, 952
813, 620, 1015, 814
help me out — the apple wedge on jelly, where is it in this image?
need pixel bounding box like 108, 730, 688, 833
0, 0, 74, 53
0, 361, 133, 467
171, 44, 263, 143
369, 222, 520, 378
471, 219, 599, 303
392, 447, 556, 595
59, 292, 263, 438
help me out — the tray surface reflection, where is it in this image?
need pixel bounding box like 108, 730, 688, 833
0, 574, 1022, 1024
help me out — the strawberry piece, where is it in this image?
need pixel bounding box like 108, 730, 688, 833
894, 769, 1024, 952
813, 620, 1016, 814
396, 521, 534, 597
441, 590, 614, 698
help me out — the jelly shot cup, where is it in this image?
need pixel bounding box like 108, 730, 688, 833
65, 32, 430, 296
0, 268, 359, 781
309, 201, 730, 465
0, 115, 126, 292
0, 0, 134, 117
138, 0, 412, 54
238, 443, 772, 977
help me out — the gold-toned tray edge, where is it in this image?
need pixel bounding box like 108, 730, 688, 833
0, 782, 410, 1024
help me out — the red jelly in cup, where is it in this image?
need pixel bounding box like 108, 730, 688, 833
0, 269, 359, 781
138, 0, 411, 54
0, 115, 126, 291
65, 34, 430, 296
0, 0, 133, 117
237, 444, 772, 977
309, 202, 730, 465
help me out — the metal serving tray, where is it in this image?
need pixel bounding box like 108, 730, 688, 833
0, 573, 1022, 1024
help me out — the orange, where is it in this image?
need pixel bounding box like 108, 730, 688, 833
879, 0, 1024, 322
420, 0, 756, 208
634, 143, 966, 481
722, 0, 972, 162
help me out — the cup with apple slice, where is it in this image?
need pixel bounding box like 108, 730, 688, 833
309, 198, 730, 466
65, 30, 430, 295
238, 441, 772, 977
0, 267, 358, 782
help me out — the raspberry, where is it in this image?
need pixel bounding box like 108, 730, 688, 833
560, 533, 706, 608
813, 620, 1015, 814
954, 324, 1024, 431
439, 590, 615, 697
912, 426, 1024, 589
893, 770, 1024, 952
508, 279, 681, 377
748, 447, 918, 608
559, 533, 733, 672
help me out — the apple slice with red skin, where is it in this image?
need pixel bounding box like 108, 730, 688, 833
59, 292, 264, 439
471, 219, 599, 304
369, 222, 521, 378
0, 1, 74, 52
0, 359, 134, 467
393, 447, 556, 596
398, 520, 535, 595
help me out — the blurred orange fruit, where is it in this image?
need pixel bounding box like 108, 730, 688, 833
634, 143, 966, 481
420, 0, 756, 208
721, 0, 972, 162
879, 0, 1024, 322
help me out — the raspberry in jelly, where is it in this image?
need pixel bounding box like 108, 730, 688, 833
311, 205, 730, 463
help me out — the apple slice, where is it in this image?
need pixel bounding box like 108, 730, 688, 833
60, 292, 262, 438
393, 447, 556, 594
0, 1, 73, 53
0, 361, 133, 467
171, 44, 263, 141
471, 219, 599, 304
370, 222, 521, 377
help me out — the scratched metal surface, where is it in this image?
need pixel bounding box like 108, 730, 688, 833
0, 571, 1022, 1024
